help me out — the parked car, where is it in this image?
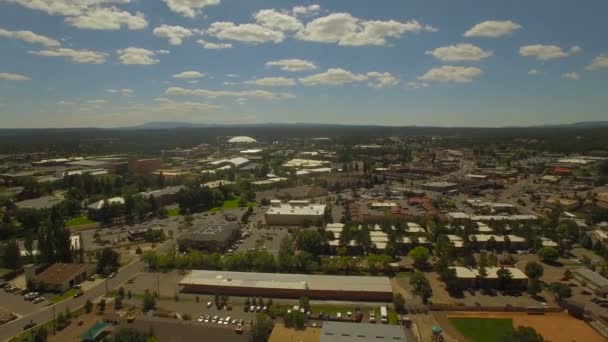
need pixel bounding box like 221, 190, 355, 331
207, 301, 213, 308
23, 320, 37, 330
108, 272, 116, 278
74, 290, 84, 298
33, 297, 45, 304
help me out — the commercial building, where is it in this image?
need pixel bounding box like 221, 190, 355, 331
87, 197, 125, 220
179, 270, 393, 301
320, 322, 407, 342
449, 266, 528, 289
138, 185, 185, 206
421, 181, 458, 193
27, 263, 95, 292
15, 195, 64, 210
128, 157, 161, 174
177, 223, 240, 252
227, 136, 257, 144
265, 200, 326, 226
574, 268, 608, 295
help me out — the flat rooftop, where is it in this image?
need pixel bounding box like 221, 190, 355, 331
320, 321, 407, 342
180, 270, 392, 293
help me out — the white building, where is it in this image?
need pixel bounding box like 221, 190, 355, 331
265, 200, 326, 226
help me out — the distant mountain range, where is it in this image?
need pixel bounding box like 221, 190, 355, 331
114, 120, 608, 130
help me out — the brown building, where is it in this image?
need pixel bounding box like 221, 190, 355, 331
27, 263, 96, 292
179, 270, 393, 302
128, 157, 161, 174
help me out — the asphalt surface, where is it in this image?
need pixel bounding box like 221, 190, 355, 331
0, 240, 175, 342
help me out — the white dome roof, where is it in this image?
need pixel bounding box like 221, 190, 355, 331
228, 136, 257, 143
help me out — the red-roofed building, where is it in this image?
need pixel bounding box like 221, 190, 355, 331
408, 197, 431, 205
552, 166, 572, 175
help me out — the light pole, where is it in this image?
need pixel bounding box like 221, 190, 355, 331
52, 304, 56, 335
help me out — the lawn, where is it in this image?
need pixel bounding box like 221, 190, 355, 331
66, 216, 94, 227
167, 208, 180, 217
51, 288, 78, 304
449, 317, 514, 342
207, 198, 257, 212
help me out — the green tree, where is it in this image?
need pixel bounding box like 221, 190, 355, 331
501, 326, 544, 342
527, 278, 542, 297
409, 271, 432, 303
249, 313, 274, 342
98, 298, 106, 313
33, 326, 48, 342
549, 282, 572, 303
111, 327, 150, 342
84, 300, 93, 313
3, 239, 21, 269
143, 291, 156, 311
299, 297, 310, 311
393, 293, 406, 314
296, 230, 325, 255
96, 247, 120, 274
408, 246, 430, 269
497, 267, 513, 291
537, 247, 559, 263
524, 261, 544, 279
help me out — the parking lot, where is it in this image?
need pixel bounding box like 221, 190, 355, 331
0, 286, 49, 316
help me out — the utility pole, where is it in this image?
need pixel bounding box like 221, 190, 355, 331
105, 266, 109, 297
157, 274, 160, 298
52, 304, 56, 335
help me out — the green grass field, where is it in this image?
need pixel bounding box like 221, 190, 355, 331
50, 288, 78, 304
66, 216, 94, 227
167, 208, 180, 217
449, 317, 513, 342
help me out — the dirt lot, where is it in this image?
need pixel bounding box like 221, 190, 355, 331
444, 311, 605, 342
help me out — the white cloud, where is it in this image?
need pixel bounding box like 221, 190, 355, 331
528, 69, 543, 75
292, 4, 320, 17
463, 20, 521, 38
254, 9, 302, 32
296, 13, 436, 46
153, 25, 193, 45
519, 45, 581, 60
298, 68, 367, 86
562, 72, 580, 80
207, 22, 284, 44
4, 0, 132, 16
157, 49, 171, 54
0, 72, 30, 81
244, 77, 296, 86
57, 100, 76, 105
226, 74, 240, 78
366, 72, 399, 88
406, 81, 429, 89
105, 88, 134, 96
196, 39, 232, 49
0, 27, 60, 47
165, 86, 295, 100
162, 0, 220, 18
153, 97, 221, 111
266, 59, 316, 72
418, 65, 483, 83
86, 99, 107, 105
173, 71, 205, 79
586, 54, 608, 71
117, 47, 159, 65
425, 43, 493, 62
29, 48, 108, 64
65, 7, 147, 30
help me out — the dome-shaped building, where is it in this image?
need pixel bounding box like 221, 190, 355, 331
227, 136, 257, 143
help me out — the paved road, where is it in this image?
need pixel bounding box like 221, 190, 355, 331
0, 240, 176, 342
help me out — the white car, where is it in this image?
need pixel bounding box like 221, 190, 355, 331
206, 301, 213, 308
33, 297, 45, 304
211, 315, 218, 323
204, 315, 210, 322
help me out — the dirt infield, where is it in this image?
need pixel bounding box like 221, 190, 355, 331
445, 311, 604, 342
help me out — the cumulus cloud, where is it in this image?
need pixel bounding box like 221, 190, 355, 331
29, 47, 108, 64
519, 45, 581, 60
528, 69, 543, 75
292, 4, 320, 17
117, 47, 159, 65
207, 22, 284, 44
254, 9, 302, 32
265, 59, 316, 72
3, 0, 132, 16
562, 72, 580, 80
244, 77, 296, 86
163, 0, 220, 18
426, 43, 493, 62
418, 65, 483, 83
153, 25, 193, 45
157, 49, 171, 54
196, 39, 232, 49
105, 88, 134, 96
0, 27, 60, 47
295, 13, 437, 46
86, 99, 108, 105
57, 100, 76, 105
65, 7, 147, 30
173, 71, 205, 79
463, 20, 521, 38
0, 72, 30, 81
165, 86, 295, 100
406, 81, 429, 89
366, 72, 399, 88
153, 97, 221, 111
586, 54, 608, 71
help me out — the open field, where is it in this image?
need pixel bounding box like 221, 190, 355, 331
66, 216, 94, 227
445, 311, 605, 342
449, 317, 512, 342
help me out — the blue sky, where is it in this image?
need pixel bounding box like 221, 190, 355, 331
0, 0, 607, 128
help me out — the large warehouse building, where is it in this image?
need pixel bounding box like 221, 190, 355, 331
179, 270, 393, 301
265, 200, 326, 226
